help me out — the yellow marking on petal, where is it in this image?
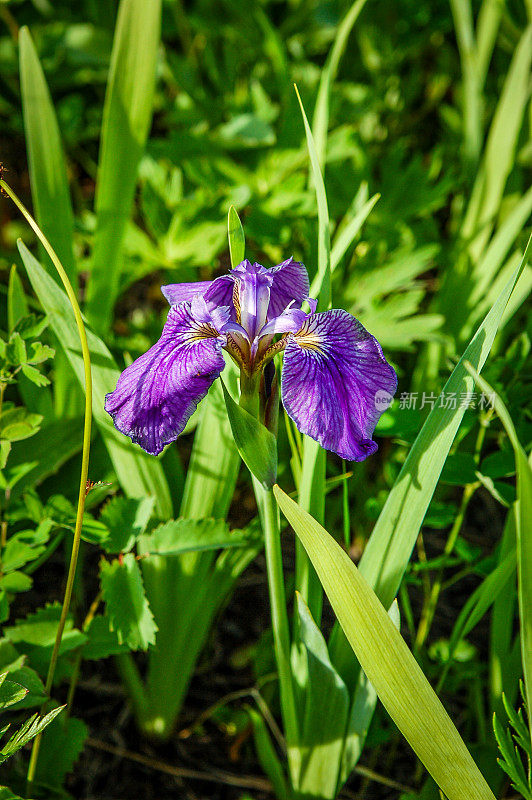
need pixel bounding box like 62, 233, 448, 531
189, 323, 220, 341
294, 331, 324, 352
254, 334, 288, 372
232, 282, 241, 324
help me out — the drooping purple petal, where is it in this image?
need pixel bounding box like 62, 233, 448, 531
281, 310, 397, 461
105, 303, 226, 455
268, 257, 310, 318
161, 281, 213, 305
162, 275, 234, 309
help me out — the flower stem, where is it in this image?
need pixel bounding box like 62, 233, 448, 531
0, 179, 93, 787
252, 477, 298, 748
238, 378, 298, 751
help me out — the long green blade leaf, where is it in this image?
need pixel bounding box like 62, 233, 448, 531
462, 25, 532, 262
274, 485, 496, 800
220, 379, 277, 489
295, 85, 332, 620
86, 0, 162, 332
295, 86, 331, 310
311, 0, 369, 173
19, 26, 76, 284
228, 205, 245, 267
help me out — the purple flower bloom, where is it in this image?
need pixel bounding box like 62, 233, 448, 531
105, 258, 397, 460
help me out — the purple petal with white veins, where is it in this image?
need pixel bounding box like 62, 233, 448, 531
161, 281, 213, 305
162, 275, 235, 309
105, 303, 226, 455
268, 257, 310, 319
281, 310, 397, 461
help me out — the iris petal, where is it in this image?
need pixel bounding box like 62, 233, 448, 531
268, 257, 310, 319
105, 303, 226, 455
162, 275, 234, 309
281, 310, 397, 461
161, 281, 213, 305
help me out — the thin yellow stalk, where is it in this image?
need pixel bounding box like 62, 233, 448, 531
0, 178, 92, 786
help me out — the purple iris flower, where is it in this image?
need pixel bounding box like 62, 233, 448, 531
105, 258, 397, 461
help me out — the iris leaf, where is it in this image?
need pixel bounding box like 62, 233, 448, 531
274, 484, 496, 800
85, 0, 162, 332
19, 27, 76, 284
220, 379, 277, 489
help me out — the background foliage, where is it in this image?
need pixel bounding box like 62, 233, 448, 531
0, 0, 530, 797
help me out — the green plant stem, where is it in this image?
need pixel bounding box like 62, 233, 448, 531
252, 477, 298, 750
66, 590, 102, 716
0, 180, 93, 788
240, 380, 298, 752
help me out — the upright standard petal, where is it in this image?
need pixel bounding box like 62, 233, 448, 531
230, 260, 273, 339
281, 310, 397, 461
268, 257, 310, 318
105, 303, 226, 455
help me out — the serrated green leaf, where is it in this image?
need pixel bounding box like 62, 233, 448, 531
0, 673, 28, 710
15, 314, 49, 339
5, 333, 26, 367
34, 714, 88, 787
20, 364, 49, 387
274, 485, 496, 800
0, 640, 46, 709
0, 572, 33, 593
82, 615, 130, 660
101, 554, 157, 650
0, 705, 64, 764
1, 524, 50, 573
5, 603, 86, 652
0, 408, 43, 443
100, 495, 155, 554
13, 314, 49, 341
493, 711, 530, 796
27, 342, 54, 365
221, 379, 277, 489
